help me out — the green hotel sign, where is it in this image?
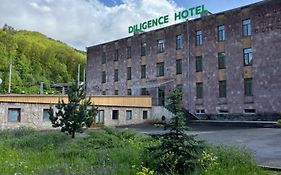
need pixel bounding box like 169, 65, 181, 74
128, 5, 206, 34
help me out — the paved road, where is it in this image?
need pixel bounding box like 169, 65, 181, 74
118, 124, 281, 168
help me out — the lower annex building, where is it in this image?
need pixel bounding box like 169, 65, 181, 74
87, 0, 281, 120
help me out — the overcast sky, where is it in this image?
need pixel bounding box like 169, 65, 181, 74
0, 0, 263, 50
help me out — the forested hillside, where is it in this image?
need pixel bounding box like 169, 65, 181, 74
0, 25, 86, 94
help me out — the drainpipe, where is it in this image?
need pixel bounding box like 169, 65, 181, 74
186, 20, 191, 111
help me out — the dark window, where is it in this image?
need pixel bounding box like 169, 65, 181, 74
143, 111, 148, 120
196, 109, 205, 114
243, 48, 253, 66
141, 42, 146, 56
176, 34, 183, 49
156, 62, 164, 77
219, 80, 227, 98
126, 110, 132, 120
176, 59, 182, 74
195, 56, 203, 72
8, 108, 21, 122
43, 109, 50, 121
127, 46, 131, 58
157, 39, 165, 53
102, 52, 106, 64
114, 90, 119, 95
127, 67, 132, 80
196, 30, 202, 46
242, 19, 251, 36
112, 110, 119, 120
102, 91, 106, 95
218, 52, 226, 69
244, 78, 253, 96
127, 89, 132, 95
141, 88, 148, 95
244, 109, 256, 114
114, 49, 119, 61
218, 25, 225, 41
196, 82, 203, 99
102, 71, 106, 83
114, 69, 118, 82
141, 65, 146, 79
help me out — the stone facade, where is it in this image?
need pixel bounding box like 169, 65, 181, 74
87, 0, 281, 120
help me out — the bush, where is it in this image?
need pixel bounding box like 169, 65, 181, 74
277, 119, 281, 126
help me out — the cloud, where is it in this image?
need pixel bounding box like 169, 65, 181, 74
0, 0, 180, 50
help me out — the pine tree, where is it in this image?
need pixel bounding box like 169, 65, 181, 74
49, 84, 98, 138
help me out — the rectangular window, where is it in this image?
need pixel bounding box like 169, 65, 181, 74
195, 56, 203, 72
218, 25, 225, 41
127, 89, 132, 95
156, 62, 164, 77
143, 111, 148, 120
218, 52, 226, 69
242, 19, 251, 36
176, 59, 182, 74
195, 109, 205, 114
196, 30, 202, 46
127, 46, 131, 58
141, 88, 148, 95
141, 42, 146, 56
157, 39, 165, 53
244, 78, 253, 96
141, 65, 146, 79
126, 110, 132, 120
176, 34, 183, 49
102, 91, 106, 95
8, 108, 21, 122
219, 80, 227, 98
112, 110, 119, 120
102, 71, 106, 83
244, 109, 256, 114
114, 49, 119, 61
96, 110, 104, 124
43, 109, 50, 121
102, 52, 106, 64
196, 82, 203, 99
127, 67, 132, 80
114, 69, 118, 82
243, 48, 253, 66
114, 90, 119, 95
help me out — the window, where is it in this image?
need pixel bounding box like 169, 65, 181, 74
8, 108, 21, 122
157, 39, 165, 53
195, 56, 203, 72
242, 19, 251, 36
127, 67, 132, 80
218, 52, 226, 69
243, 48, 253, 66
141, 65, 146, 79
96, 110, 104, 124
127, 89, 132, 95
217, 25, 225, 41
195, 109, 205, 114
141, 88, 148, 95
143, 111, 148, 120
114, 69, 118, 82
156, 62, 164, 77
126, 110, 132, 120
102, 91, 106, 95
102, 71, 106, 83
244, 109, 256, 114
127, 46, 131, 58
196, 30, 202, 46
196, 82, 203, 99
219, 80, 227, 98
218, 109, 229, 114
102, 52, 106, 64
114, 49, 119, 61
176, 59, 182, 74
244, 78, 253, 96
112, 110, 119, 120
114, 90, 119, 95
176, 34, 183, 49
43, 109, 50, 121
141, 42, 146, 56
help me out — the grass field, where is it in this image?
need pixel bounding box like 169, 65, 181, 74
0, 127, 278, 175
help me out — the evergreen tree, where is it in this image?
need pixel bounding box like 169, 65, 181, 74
147, 89, 205, 175
49, 84, 98, 138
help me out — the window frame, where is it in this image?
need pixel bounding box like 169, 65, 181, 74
141, 65, 146, 79
243, 48, 253, 66
112, 110, 119, 120
196, 82, 203, 99
176, 34, 183, 49
217, 24, 225, 41
156, 62, 165, 77
176, 59, 182, 75
218, 52, 226, 69
195, 56, 203, 72
242, 19, 252, 37
196, 30, 203, 46
8, 108, 21, 122
141, 42, 146, 56
244, 78, 253, 96
157, 39, 165, 53
219, 80, 227, 98
127, 67, 132, 80
126, 110, 132, 120
114, 69, 118, 82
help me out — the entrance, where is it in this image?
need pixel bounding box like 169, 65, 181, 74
158, 87, 165, 106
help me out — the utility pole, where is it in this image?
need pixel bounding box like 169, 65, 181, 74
77, 64, 80, 88
8, 63, 12, 93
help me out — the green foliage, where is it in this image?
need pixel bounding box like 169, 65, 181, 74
49, 84, 98, 138
146, 89, 206, 175
277, 119, 281, 126
0, 24, 86, 94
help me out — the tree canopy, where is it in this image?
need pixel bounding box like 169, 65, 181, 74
0, 24, 86, 94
